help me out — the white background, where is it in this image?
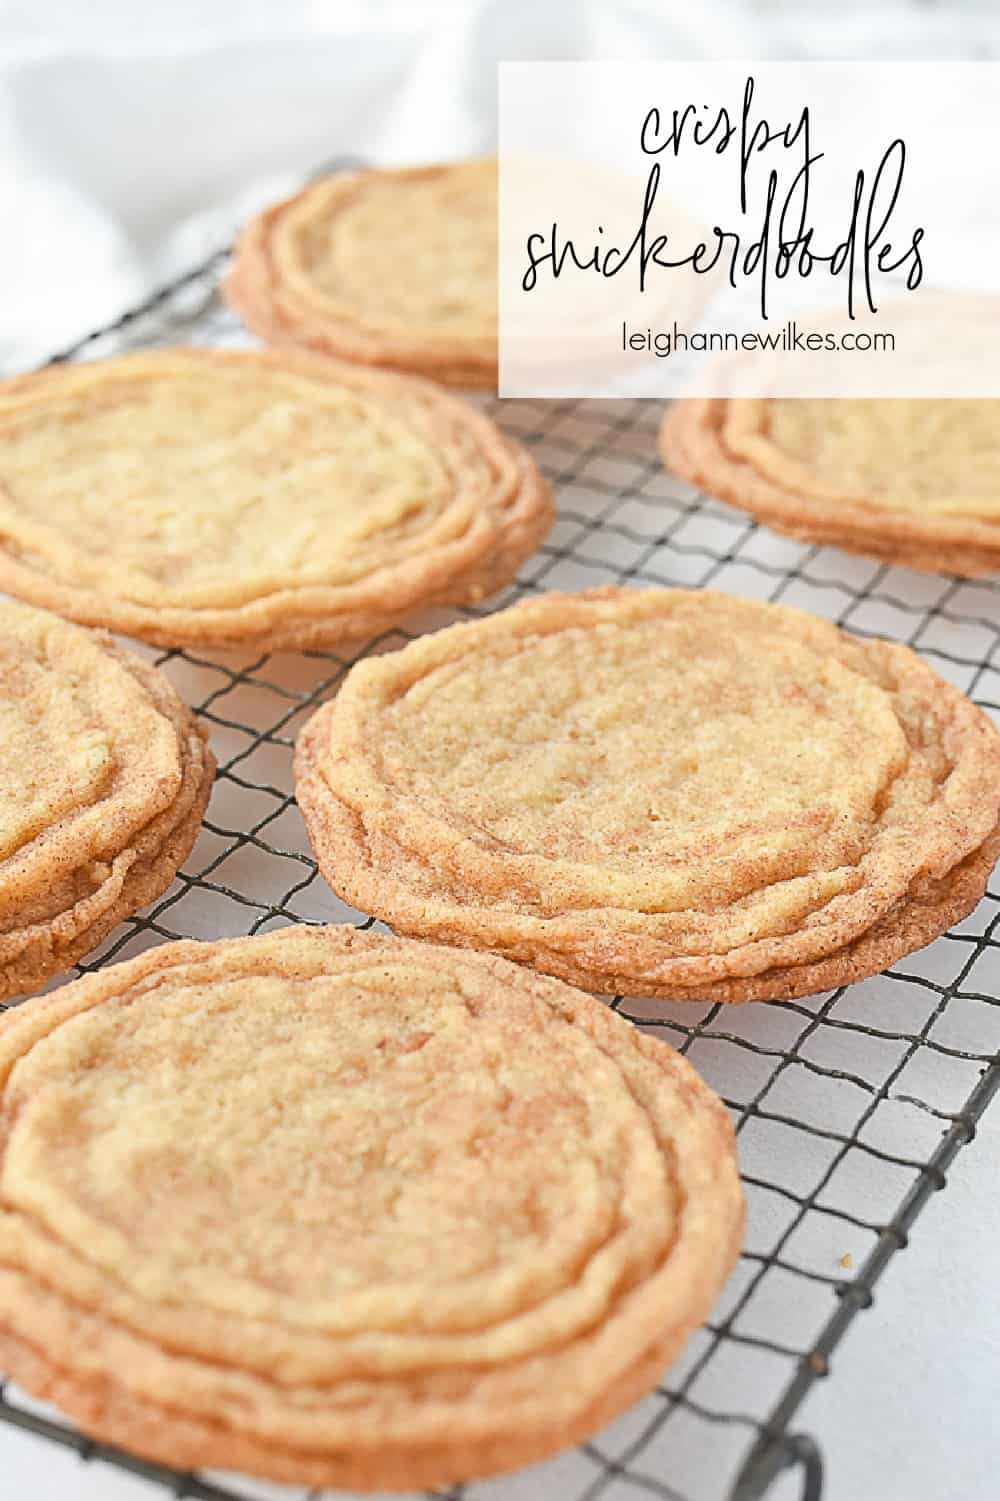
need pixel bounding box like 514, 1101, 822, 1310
0, 4, 998, 1500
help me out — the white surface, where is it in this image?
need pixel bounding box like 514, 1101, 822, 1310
801, 1113, 1000, 1501
0, 5, 998, 1500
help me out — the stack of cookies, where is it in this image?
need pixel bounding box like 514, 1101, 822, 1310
226, 159, 498, 385
0, 599, 213, 998
661, 395, 1000, 576
0, 927, 742, 1489
295, 586, 1000, 1003
0, 156, 997, 1494
0, 346, 550, 650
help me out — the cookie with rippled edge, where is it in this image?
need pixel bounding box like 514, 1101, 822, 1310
0, 348, 550, 651
0, 925, 742, 1489
295, 587, 1000, 1003
226, 160, 498, 387
660, 397, 1000, 577
0, 599, 213, 999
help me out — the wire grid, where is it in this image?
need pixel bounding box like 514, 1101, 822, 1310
1, 248, 999, 1501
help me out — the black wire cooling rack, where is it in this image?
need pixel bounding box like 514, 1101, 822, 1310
1, 215, 999, 1501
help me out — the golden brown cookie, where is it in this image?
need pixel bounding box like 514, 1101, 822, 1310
295, 587, 1000, 1003
0, 599, 213, 998
226, 161, 498, 386
660, 397, 1000, 576
0, 925, 742, 1489
0, 347, 550, 650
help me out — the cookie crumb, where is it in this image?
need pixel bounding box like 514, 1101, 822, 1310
839, 1252, 852, 1270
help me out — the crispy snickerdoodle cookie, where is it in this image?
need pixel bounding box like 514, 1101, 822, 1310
226, 160, 498, 386
0, 347, 550, 650
0, 925, 742, 1489
660, 398, 1000, 576
296, 587, 1000, 1003
0, 599, 213, 998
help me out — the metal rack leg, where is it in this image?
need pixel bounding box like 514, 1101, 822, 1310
730, 1430, 824, 1501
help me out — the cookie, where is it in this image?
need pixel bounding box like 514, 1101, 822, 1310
295, 587, 1000, 1003
226, 160, 498, 386
0, 925, 742, 1489
660, 397, 1000, 576
0, 347, 550, 650
0, 599, 213, 998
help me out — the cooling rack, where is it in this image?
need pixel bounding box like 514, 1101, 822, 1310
1, 220, 999, 1501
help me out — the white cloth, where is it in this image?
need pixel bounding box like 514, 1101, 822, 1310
6, 0, 994, 369
0, 0, 758, 369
